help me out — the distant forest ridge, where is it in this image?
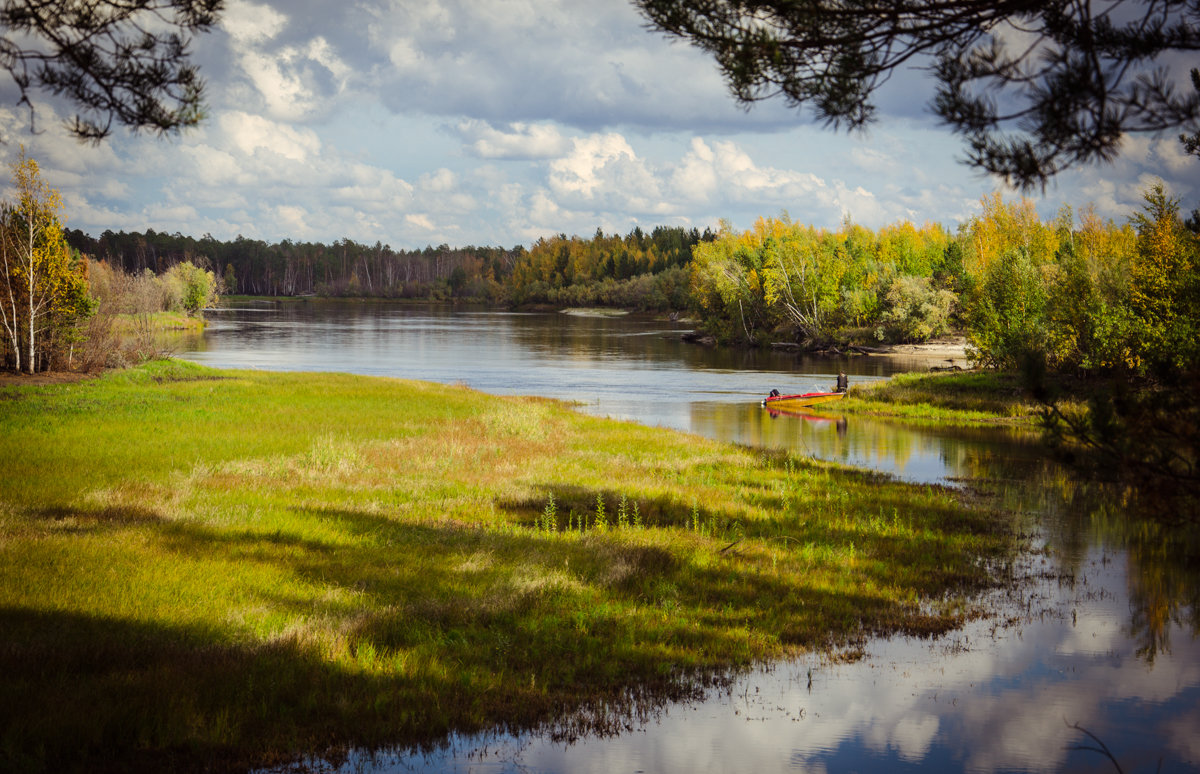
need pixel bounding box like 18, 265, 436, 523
63, 225, 717, 303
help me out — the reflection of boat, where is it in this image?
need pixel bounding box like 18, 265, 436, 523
761, 391, 846, 410
765, 407, 837, 422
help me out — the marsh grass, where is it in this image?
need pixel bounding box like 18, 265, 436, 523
0, 361, 1019, 772
838, 370, 1050, 425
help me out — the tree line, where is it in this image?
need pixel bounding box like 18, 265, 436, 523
686, 188, 1199, 507
63, 224, 715, 309
686, 188, 1199, 382
64, 230, 523, 300
52, 184, 1200, 377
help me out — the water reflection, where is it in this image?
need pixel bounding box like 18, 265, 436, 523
690, 401, 1046, 486
267, 549, 1199, 774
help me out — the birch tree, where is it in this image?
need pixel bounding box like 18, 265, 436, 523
0, 151, 90, 373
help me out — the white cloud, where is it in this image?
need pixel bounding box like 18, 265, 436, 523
1153, 137, 1197, 175
456, 120, 570, 160
405, 213, 435, 230
357, 0, 795, 133
305, 37, 352, 86
671, 138, 719, 201
235, 48, 320, 121
4, 0, 1196, 253
386, 38, 424, 72
419, 168, 457, 193
182, 145, 254, 187
221, 0, 288, 44
274, 204, 312, 237
219, 111, 321, 162
549, 133, 658, 201
221, 4, 351, 123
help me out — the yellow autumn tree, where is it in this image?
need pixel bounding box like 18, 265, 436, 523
1128, 182, 1199, 370
962, 193, 1062, 277
0, 151, 93, 373
690, 218, 784, 343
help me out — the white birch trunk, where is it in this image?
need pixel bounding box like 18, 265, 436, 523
0, 235, 20, 372
25, 216, 36, 373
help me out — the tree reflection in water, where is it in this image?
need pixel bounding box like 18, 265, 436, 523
706, 403, 1200, 672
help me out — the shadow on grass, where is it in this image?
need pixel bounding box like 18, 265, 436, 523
2, 483, 1011, 773
0, 606, 453, 774
26, 505, 163, 531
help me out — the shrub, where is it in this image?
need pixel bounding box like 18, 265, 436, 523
165, 261, 218, 315
880, 275, 955, 343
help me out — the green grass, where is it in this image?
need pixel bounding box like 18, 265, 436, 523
836, 370, 1048, 425
0, 361, 1019, 772
110, 311, 206, 333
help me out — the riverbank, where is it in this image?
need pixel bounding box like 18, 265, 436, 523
835, 370, 1048, 426
110, 310, 207, 333
0, 361, 1021, 773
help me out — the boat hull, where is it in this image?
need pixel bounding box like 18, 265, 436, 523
761, 391, 845, 410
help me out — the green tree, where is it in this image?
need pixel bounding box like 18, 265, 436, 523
880, 275, 955, 343
690, 220, 780, 344
165, 260, 217, 316
964, 247, 1049, 369
760, 221, 844, 341
0, 151, 93, 372
1128, 183, 1199, 372
1024, 184, 1200, 516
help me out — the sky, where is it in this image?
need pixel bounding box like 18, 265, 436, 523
1, 0, 1197, 250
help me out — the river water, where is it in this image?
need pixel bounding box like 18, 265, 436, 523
179, 301, 1199, 774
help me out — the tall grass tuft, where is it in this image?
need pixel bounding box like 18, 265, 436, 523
542, 493, 558, 533
594, 493, 607, 531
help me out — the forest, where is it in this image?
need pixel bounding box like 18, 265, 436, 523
689, 190, 1199, 380
64, 224, 715, 308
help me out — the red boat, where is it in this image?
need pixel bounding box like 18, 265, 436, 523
761, 390, 846, 410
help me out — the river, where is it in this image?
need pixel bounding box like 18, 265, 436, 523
178, 301, 1200, 774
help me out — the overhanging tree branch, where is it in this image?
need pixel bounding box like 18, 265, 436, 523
0, 0, 223, 142
635, 0, 1200, 189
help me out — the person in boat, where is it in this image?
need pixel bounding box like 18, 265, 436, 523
835, 373, 848, 393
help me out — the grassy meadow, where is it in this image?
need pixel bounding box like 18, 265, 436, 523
0, 361, 1020, 772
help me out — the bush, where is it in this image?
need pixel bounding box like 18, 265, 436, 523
880, 275, 955, 343
165, 261, 218, 315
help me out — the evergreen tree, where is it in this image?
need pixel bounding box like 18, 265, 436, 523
1, 0, 222, 141
636, 0, 1200, 189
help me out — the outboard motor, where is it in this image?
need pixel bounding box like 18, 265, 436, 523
836, 373, 848, 393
